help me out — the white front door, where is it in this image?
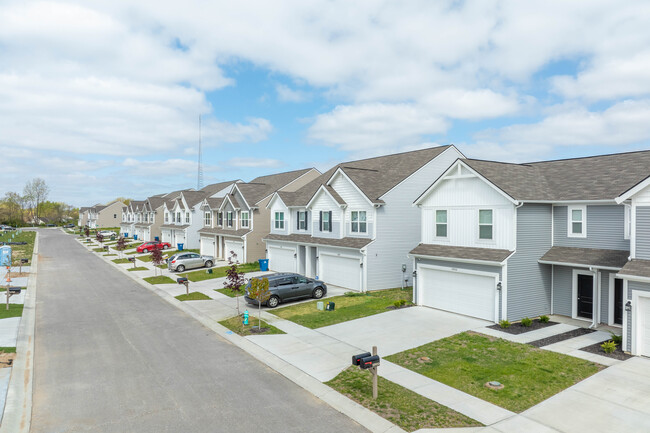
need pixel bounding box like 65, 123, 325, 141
320, 253, 361, 291
224, 239, 244, 263
268, 246, 296, 273
419, 266, 497, 322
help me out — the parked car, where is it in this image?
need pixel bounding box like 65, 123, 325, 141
97, 230, 116, 238
137, 241, 171, 253
63, 223, 75, 228
244, 273, 326, 308
167, 252, 214, 272
0, 225, 15, 231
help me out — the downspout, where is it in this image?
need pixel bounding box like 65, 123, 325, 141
588, 266, 599, 329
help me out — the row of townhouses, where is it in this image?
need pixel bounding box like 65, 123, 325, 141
79, 146, 650, 356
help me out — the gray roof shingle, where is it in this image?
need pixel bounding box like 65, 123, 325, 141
264, 233, 373, 249
410, 243, 513, 263
539, 246, 630, 269
618, 259, 650, 279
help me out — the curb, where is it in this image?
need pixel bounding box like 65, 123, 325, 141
0, 231, 39, 433
88, 236, 404, 433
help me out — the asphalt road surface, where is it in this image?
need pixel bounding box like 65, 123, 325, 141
30, 230, 364, 433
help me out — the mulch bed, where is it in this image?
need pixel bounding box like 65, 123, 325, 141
249, 327, 270, 334
528, 328, 596, 348
386, 304, 415, 310
580, 341, 633, 360
488, 319, 559, 335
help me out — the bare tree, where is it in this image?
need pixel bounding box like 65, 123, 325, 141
23, 178, 50, 220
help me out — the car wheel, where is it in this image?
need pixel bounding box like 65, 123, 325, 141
176, 265, 185, 272
312, 287, 324, 299
205, 260, 213, 268
267, 296, 280, 308
142, 248, 148, 253
163, 245, 168, 249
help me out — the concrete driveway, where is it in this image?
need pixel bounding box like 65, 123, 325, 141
318, 306, 490, 356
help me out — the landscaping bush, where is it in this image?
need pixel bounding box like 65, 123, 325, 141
609, 332, 622, 346
393, 299, 407, 308
499, 320, 511, 329
539, 315, 550, 323
521, 317, 533, 327
601, 340, 617, 353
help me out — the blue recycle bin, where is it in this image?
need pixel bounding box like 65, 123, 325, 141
177, 243, 184, 251
155, 236, 159, 242
0, 246, 11, 267
124, 233, 128, 238
259, 259, 269, 272
133, 234, 138, 240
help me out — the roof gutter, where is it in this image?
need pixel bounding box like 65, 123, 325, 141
410, 253, 511, 267
538, 260, 622, 272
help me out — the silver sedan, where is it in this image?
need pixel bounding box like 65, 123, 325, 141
167, 252, 214, 272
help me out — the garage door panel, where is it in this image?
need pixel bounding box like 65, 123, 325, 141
639, 297, 650, 357
320, 254, 360, 291
201, 236, 215, 257
420, 267, 496, 322
225, 240, 244, 263
268, 246, 295, 273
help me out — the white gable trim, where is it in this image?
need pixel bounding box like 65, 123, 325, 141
230, 184, 252, 210
219, 194, 239, 212
616, 175, 650, 204
265, 192, 287, 210
306, 184, 347, 209
413, 159, 519, 206
326, 168, 376, 207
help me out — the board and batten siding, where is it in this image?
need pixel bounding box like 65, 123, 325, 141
310, 191, 343, 239
419, 173, 515, 251
506, 204, 552, 321
635, 206, 650, 259
554, 205, 629, 250
269, 197, 289, 235
330, 173, 374, 238
367, 146, 464, 290
626, 281, 650, 352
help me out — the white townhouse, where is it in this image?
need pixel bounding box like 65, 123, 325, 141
263, 145, 464, 292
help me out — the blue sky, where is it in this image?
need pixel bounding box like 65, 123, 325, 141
1, 1, 649, 206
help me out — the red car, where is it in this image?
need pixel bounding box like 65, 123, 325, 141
136, 241, 171, 253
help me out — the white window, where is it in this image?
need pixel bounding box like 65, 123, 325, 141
185, 212, 190, 224
479, 209, 493, 240
217, 212, 223, 226
241, 211, 249, 228
204, 212, 212, 227
171, 212, 175, 223
227, 211, 233, 227
624, 204, 631, 240
298, 211, 307, 230
351, 211, 367, 233
274, 212, 284, 229
165, 212, 169, 223
568, 205, 586, 238
435, 210, 447, 238
321, 211, 331, 232
144, 214, 148, 222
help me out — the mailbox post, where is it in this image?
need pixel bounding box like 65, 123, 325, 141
19, 258, 28, 274
127, 257, 136, 269
177, 277, 189, 295
352, 346, 380, 399
5, 279, 20, 311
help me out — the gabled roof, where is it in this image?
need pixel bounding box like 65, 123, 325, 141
539, 246, 630, 270
236, 168, 317, 206
618, 259, 650, 280
200, 180, 240, 196
410, 243, 513, 264
181, 190, 208, 208
204, 197, 225, 210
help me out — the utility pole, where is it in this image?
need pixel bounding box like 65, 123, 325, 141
197, 115, 204, 190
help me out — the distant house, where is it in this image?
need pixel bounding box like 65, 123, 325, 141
85, 200, 125, 228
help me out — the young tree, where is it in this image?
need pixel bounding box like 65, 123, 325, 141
84, 227, 90, 238
116, 236, 127, 258
247, 277, 270, 330
223, 251, 246, 316
96, 232, 105, 248
23, 178, 50, 220
150, 246, 164, 276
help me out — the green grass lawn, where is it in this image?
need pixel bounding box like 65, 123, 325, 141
92, 247, 109, 252
178, 248, 200, 253
214, 285, 246, 297
218, 315, 285, 336
0, 231, 36, 264
181, 262, 260, 282
0, 287, 26, 292
143, 275, 175, 285
0, 347, 16, 353
175, 291, 212, 301
136, 255, 152, 262
272, 288, 413, 329
0, 304, 24, 320
127, 267, 149, 272
112, 258, 131, 264
327, 367, 480, 431
104, 253, 117, 257
386, 332, 603, 413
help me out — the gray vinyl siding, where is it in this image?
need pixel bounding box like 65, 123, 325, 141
636, 206, 650, 259
552, 265, 573, 317
507, 204, 552, 321
600, 270, 612, 324
367, 147, 464, 290
554, 205, 629, 250
626, 281, 650, 352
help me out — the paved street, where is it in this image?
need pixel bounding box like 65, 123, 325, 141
30, 230, 364, 433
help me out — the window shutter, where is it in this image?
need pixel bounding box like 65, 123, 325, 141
328, 211, 332, 232
319, 211, 323, 231
297, 211, 300, 230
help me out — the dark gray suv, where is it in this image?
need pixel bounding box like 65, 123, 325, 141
244, 273, 327, 308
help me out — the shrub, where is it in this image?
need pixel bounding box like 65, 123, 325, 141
499, 320, 511, 329
601, 340, 617, 353
521, 317, 533, 327
344, 291, 366, 297
539, 315, 550, 323
609, 332, 622, 346
393, 299, 406, 308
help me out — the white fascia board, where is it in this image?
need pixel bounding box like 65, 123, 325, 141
616, 273, 650, 284
538, 259, 622, 272
529, 200, 616, 205
616, 175, 650, 204
327, 168, 375, 207
306, 184, 344, 209
265, 193, 286, 210
410, 253, 510, 267
380, 145, 464, 200
218, 194, 237, 212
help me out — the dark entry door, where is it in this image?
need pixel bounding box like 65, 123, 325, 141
577, 274, 593, 319
614, 278, 623, 325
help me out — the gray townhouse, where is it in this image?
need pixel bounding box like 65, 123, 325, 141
263, 145, 464, 292
410, 150, 650, 356
83, 200, 124, 229
198, 168, 321, 264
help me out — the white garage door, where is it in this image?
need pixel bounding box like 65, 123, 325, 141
161, 230, 171, 243
201, 236, 216, 257
419, 266, 496, 322
224, 239, 244, 263
638, 296, 650, 357
174, 232, 185, 248
320, 254, 361, 291
268, 246, 295, 273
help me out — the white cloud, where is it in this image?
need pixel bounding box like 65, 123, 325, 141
275, 84, 309, 102
227, 158, 283, 168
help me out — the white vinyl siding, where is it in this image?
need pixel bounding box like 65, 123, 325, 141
310, 191, 342, 238
330, 173, 374, 238
568, 205, 586, 238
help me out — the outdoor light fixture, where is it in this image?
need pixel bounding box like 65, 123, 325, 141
412, 270, 417, 278
497, 282, 502, 291
360, 262, 363, 268
625, 300, 632, 312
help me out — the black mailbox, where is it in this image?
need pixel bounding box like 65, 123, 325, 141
20, 259, 28, 264
103, 246, 109, 250
352, 352, 372, 366
359, 355, 380, 369
8, 287, 21, 294
177, 277, 188, 284
127, 257, 136, 262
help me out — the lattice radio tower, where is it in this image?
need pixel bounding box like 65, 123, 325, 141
197, 115, 204, 190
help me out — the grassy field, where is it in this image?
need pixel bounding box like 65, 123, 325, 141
0, 231, 36, 264
0, 304, 24, 320
112, 258, 131, 264
386, 332, 603, 413
218, 315, 285, 336
327, 367, 480, 431
143, 275, 175, 285
127, 267, 149, 272
214, 285, 246, 297
181, 262, 260, 282
272, 288, 413, 329
0, 347, 16, 353
175, 292, 212, 301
